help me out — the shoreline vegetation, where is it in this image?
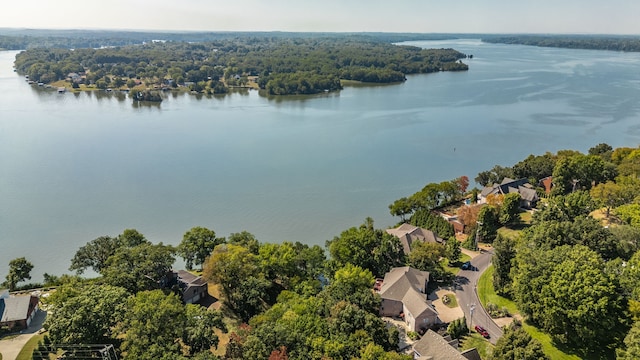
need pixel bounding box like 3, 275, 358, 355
481, 34, 640, 52
12, 34, 469, 97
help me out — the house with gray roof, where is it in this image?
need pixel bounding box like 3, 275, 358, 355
168, 270, 209, 304
478, 177, 539, 208
413, 330, 481, 360
378, 267, 439, 333
386, 223, 444, 255
0, 290, 39, 331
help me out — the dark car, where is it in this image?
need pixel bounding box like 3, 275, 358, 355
461, 261, 472, 270
474, 325, 490, 338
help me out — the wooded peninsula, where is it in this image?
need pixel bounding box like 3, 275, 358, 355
482, 34, 640, 52
11, 34, 468, 96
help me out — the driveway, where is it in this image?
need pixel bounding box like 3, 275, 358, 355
453, 250, 502, 344
0, 310, 47, 360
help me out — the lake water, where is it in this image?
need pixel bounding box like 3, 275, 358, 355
2, 39, 640, 281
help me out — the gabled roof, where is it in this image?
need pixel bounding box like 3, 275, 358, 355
386, 223, 443, 255
414, 330, 472, 360
518, 186, 538, 202
0, 295, 32, 323
176, 270, 207, 287
480, 178, 539, 202
380, 267, 437, 318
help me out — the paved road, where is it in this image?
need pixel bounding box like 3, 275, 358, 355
454, 250, 502, 344
0, 310, 46, 360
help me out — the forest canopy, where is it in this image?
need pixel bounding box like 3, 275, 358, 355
13, 36, 468, 95
482, 34, 640, 52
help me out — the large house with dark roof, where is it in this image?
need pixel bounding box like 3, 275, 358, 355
386, 224, 444, 255
378, 267, 439, 333
165, 270, 209, 304
0, 289, 39, 331
478, 177, 539, 208
413, 330, 481, 360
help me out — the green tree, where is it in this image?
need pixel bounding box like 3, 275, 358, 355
44, 284, 129, 346
389, 197, 415, 221
523, 216, 618, 260
69, 229, 149, 274
512, 245, 625, 351
552, 153, 609, 194
446, 316, 468, 339
327, 218, 404, 277
113, 76, 125, 88
183, 303, 227, 355
618, 321, 640, 360
95, 79, 107, 89
499, 192, 521, 225
492, 233, 516, 295
258, 242, 298, 286
477, 205, 500, 243
491, 324, 549, 360
118, 228, 149, 247
203, 243, 272, 321
407, 241, 446, 279
409, 209, 455, 239
3, 257, 34, 290
445, 237, 461, 265
358, 343, 411, 360
475, 165, 514, 187
322, 263, 379, 313
69, 236, 120, 274
589, 143, 613, 159
119, 290, 186, 359
512, 152, 556, 184
619, 250, 640, 300
611, 225, 640, 260
616, 204, 640, 228
227, 231, 260, 254
591, 181, 627, 218
178, 226, 223, 270
101, 243, 175, 294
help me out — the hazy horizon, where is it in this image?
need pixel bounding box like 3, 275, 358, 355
2, 1, 639, 35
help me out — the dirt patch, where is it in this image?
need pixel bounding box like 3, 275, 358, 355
492, 314, 523, 328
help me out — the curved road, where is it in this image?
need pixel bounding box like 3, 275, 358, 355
454, 250, 502, 345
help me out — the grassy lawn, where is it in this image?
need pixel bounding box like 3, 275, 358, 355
460, 332, 493, 360
496, 227, 522, 241
16, 333, 44, 360
442, 293, 458, 308
476, 265, 519, 315
521, 323, 582, 360
442, 253, 472, 275
519, 210, 533, 224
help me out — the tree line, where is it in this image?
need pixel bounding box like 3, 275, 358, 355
483, 34, 640, 52
0, 28, 462, 51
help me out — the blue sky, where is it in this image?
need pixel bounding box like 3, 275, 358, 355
2, 0, 639, 34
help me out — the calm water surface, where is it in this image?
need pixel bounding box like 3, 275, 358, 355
2, 39, 640, 279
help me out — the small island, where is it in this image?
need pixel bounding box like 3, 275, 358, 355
131, 90, 162, 102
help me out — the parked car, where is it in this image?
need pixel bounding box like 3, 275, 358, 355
461, 261, 472, 270
474, 325, 490, 338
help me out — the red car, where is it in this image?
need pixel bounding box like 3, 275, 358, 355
474, 325, 490, 338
